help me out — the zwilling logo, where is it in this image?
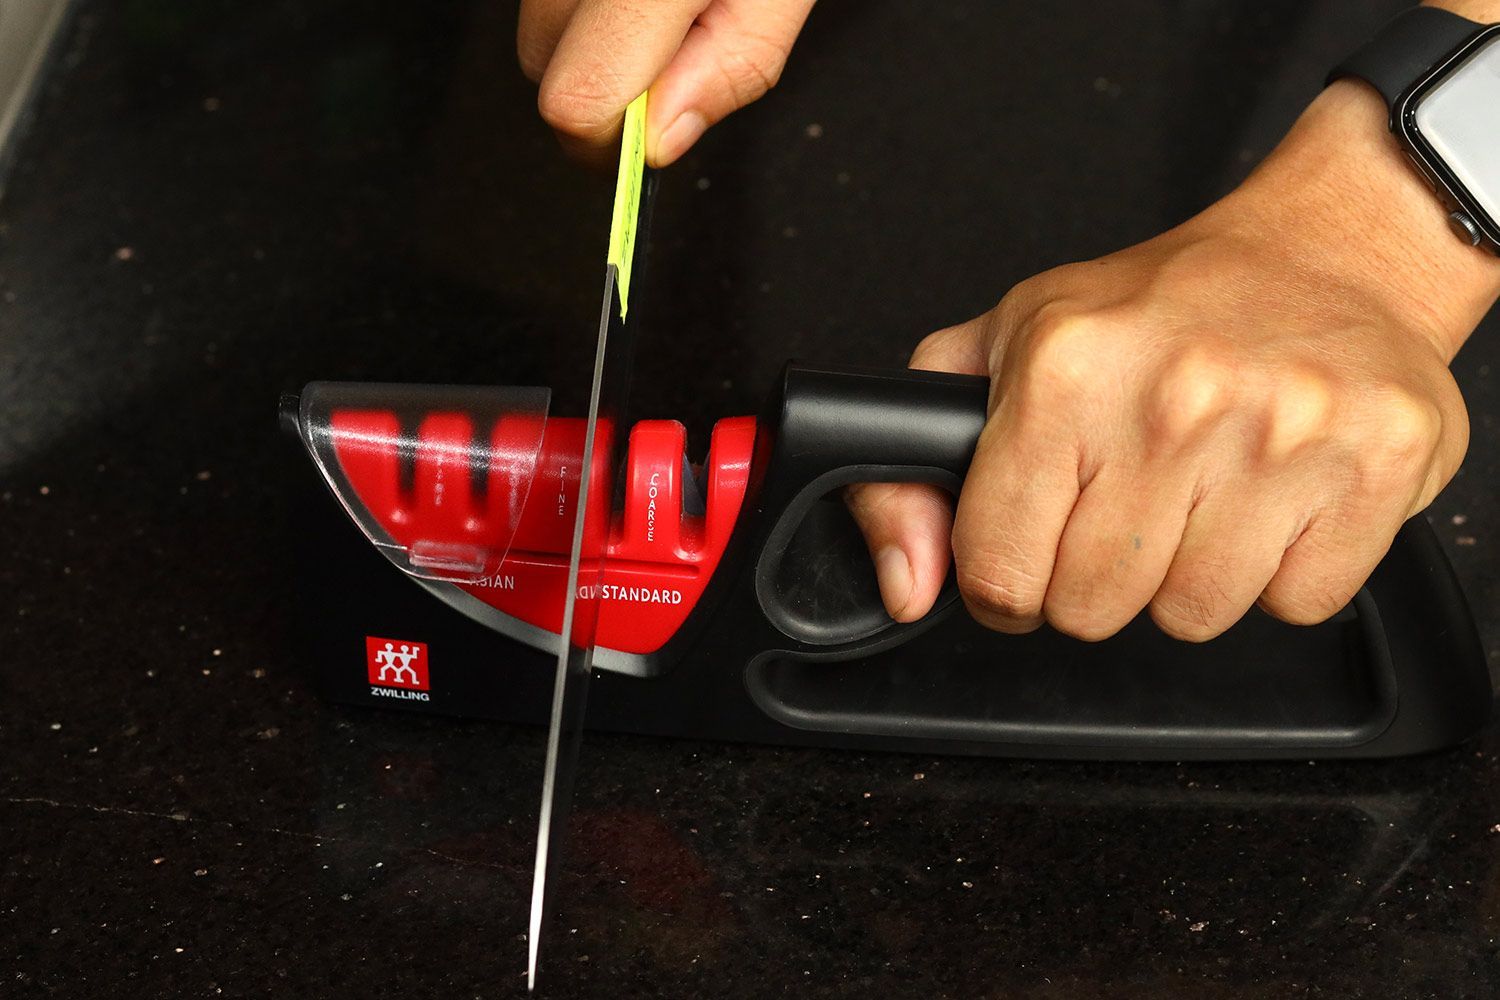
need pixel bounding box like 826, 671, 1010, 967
366, 637, 430, 701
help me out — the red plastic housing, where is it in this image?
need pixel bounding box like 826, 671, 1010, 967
327, 410, 756, 654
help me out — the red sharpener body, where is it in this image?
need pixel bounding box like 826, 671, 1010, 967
296, 381, 755, 657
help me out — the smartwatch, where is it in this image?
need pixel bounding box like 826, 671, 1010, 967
1330, 7, 1500, 253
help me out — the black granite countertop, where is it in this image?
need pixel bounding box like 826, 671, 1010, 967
4, 1, 1500, 997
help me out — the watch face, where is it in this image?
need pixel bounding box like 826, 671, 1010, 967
1408, 31, 1500, 234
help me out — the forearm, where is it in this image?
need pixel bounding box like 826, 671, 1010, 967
1207, 0, 1500, 362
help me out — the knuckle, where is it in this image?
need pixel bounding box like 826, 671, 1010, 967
843, 481, 901, 526
1259, 575, 1350, 626
1045, 603, 1128, 643
1149, 602, 1224, 643
517, 38, 549, 83
713, 34, 790, 104
1145, 344, 1236, 447
1149, 573, 1237, 643
909, 328, 953, 369
956, 561, 1044, 626
1260, 366, 1336, 460
992, 282, 1037, 331
537, 74, 616, 136
1373, 387, 1442, 461
1018, 307, 1111, 400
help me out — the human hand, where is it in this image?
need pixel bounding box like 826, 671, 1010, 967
847, 82, 1500, 642
518, 0, 816, 168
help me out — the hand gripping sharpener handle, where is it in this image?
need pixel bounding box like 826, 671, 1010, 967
659, 362, 1488, 761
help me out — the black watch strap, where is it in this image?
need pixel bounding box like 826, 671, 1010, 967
1328, 6, 1481, 108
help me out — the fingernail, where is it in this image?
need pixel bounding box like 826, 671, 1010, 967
875, 546, 914, 620
655, 110, 707, 164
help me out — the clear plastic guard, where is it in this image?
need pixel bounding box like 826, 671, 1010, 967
294, 381, 552, 584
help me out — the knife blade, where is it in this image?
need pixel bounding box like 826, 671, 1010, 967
527, 92, 654, 992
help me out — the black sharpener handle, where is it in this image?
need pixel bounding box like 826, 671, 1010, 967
689, 360, 1488, 760
743, 363, 988, 654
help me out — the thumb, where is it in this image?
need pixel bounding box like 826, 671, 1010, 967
844, 320, 991, 623
645, 0, 816, 166
844, 482, 954, 623
536, 0, 708, 168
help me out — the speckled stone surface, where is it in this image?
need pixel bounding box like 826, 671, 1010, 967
3, 1, 1500, 997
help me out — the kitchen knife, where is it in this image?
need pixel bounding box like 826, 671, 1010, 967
527, 91, 655, 992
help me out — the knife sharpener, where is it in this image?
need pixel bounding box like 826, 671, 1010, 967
282, 362, 1492, 759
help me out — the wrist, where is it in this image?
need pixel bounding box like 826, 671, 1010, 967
1211, 78, 1500, 361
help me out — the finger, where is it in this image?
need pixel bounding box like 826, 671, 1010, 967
517, 0, 582, 82
538, 0, 709, 165
1148, 489, 1301, 642
1262, 395, 1447, 625
645, 0, 816, 165
943, 312, 1082, 634
1043, 465, 1193, 641
844, 323, 986, 622
1258, 497, 1409, 626
843, 482, 954, 622
952, 420, 1080, 634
